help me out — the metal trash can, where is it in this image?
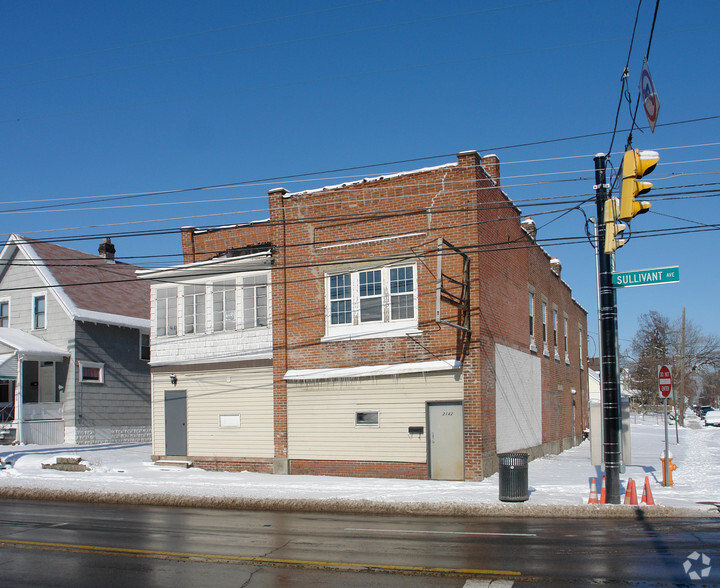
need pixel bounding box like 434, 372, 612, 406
498, 452, 529, 502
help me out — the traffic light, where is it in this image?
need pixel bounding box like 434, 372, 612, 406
604, 197, 626, 254
619, 148, 659, 221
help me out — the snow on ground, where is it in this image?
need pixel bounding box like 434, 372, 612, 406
0, 412, 717, 517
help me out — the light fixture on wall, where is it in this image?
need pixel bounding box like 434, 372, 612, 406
170, 374, 177, 386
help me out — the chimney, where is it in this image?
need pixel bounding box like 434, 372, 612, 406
521, 216, 537, 241
481, 154, 500, 185
550, 257, 562, 278
98, 237, 116, 263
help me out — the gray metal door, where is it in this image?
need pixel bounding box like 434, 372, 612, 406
164, 390, 187, 456
427, 401, 463, 480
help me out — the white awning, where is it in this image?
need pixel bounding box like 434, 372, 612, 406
284, 359, 462, 381
0, 328, 69, 361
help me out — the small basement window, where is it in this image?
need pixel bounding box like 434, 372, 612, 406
355, 411, 379, 426
218, 414, 241, 428
79, 362, 104, 384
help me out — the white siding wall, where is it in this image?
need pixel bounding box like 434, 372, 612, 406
287, 371, 463, 462
152, 366, 273, 458
495, 343, 542, 453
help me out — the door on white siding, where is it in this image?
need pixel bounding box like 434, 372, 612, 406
427, 401, 463, 480
164, 390, 187, 456
38, 362, 55, 403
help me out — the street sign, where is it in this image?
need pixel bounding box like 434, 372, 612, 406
640, 58, 660, 133
612, 266, 679, 288
658, 365, 672, 399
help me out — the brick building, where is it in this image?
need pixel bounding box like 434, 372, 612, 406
149, 150, 588, 480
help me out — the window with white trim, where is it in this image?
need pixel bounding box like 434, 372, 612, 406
32, 294, 46, 330
563, 315, 569, 363
156, 287, 178, 337
79, 361, 104, 384
553, 308, 560, 360
183, 284, 206, 334
355, 410, 379, 426
213, 280, 236, 332
243, 275, 267, 328
325, 264, 417, 338
541, 300, 548, 355
579, 326, 584, 370
0, 299, 9, 328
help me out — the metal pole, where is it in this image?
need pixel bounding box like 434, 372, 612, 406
594, 154, 622, 504
664, 398, 670, 486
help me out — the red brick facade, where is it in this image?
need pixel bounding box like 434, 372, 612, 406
181, 151, 588, 480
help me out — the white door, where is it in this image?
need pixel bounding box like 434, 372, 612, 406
427, 401, 463, 480
38, 362, 55, 403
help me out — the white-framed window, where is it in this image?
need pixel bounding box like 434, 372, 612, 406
541, 300, 548, 356
528, 289, 536, 352
156, 287, 178, 337
139, 332, 150, 361
564, 315, 570, 364
0, 299, 9, 328
553, 308, 560, 361
183, 284, 206, 335
218, 414, 241, 428
355, 410, 379, 426
79, 361, 104, 384
32, 293, 46, 330
579, 326, 584, 370
325, 264, 417, 339
243, 275, 268, 328
213, 280, 236, 332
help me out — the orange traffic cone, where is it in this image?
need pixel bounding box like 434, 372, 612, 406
624, 478, 634, 504
641, 476, 655, 505
600, 476, 606, 504
588, 478, 599, 504
628, 479, 638, 505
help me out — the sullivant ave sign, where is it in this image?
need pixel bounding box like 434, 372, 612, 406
612, 266, 679, 288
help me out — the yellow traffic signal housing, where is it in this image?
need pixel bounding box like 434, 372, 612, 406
619, 149, 658, 221
604, 197, 626, 254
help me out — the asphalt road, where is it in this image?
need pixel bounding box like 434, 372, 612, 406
0, 500, 717, 586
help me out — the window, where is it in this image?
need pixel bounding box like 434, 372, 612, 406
528, 292, 534, 338
0, 300, 9, 328
564, 316, 569, 363
140, 333, 150, 361
355, 410, 379, 426
553, 308, 560, 360
184, 284, 206, 334
0, 380, 12, 404
156, 287, 178, 337
579, 327, 584, 370
33, 294, 46, 330
325, 265, 416, 337
213, 280, 236, 332
79, 361, 104, 384
243, 275, 267, 328
541, 301, 547, 347
329, 274, 352, 325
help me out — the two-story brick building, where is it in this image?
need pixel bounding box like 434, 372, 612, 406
148, 150, 588, 480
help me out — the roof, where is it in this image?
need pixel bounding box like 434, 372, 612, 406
2, 235, 150, 329
0, 327, 70, 361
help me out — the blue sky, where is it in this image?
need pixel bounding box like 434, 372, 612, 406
1, 0, 718, 355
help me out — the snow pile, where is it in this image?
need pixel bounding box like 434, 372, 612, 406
0, 412, 716, 517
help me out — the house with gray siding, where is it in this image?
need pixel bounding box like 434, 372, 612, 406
0, 234, 151, 444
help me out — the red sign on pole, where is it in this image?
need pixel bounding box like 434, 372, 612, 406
658, 365, 672, 399
640, 58, 660, 133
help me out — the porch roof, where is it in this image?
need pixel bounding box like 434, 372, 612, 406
0, 328, 70, 361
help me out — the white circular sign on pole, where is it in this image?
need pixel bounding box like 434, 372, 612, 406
658, 364, 672, 399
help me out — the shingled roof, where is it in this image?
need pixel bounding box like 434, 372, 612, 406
2, 235, 150, 328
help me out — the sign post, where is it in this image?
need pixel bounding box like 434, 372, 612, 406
659, 365, 672, 486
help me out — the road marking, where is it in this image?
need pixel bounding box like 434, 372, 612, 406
345, 527, 536, 537
464, 580, 515, 587
0, 538, 523, 578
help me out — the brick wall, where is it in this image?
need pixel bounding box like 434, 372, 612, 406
182, 151, 588, 480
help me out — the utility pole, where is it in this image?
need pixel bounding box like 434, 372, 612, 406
594, 154, 622, 504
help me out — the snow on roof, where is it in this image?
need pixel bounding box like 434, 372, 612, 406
284, 359, 461, 381
0, 328, 69, 360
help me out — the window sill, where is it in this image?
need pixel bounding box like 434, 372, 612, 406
555, 353, 561, 362
529, 343, 537, 353
322, 322, 421, 343
565, 356, 571, 365
543, 347, 550, 358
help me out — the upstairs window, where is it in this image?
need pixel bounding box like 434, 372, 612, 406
528, 292, 534, 338
243, 275, 268, 328
184, 284, 206, 335
213, 280, 236, 332
140, 333, 150, 361
156, 287, 178, 337
0, 300, 9, 328
541, 301, 547, 345
325, 264, 417, 338
33, 294, 46, 330
79, 361, 104, 384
